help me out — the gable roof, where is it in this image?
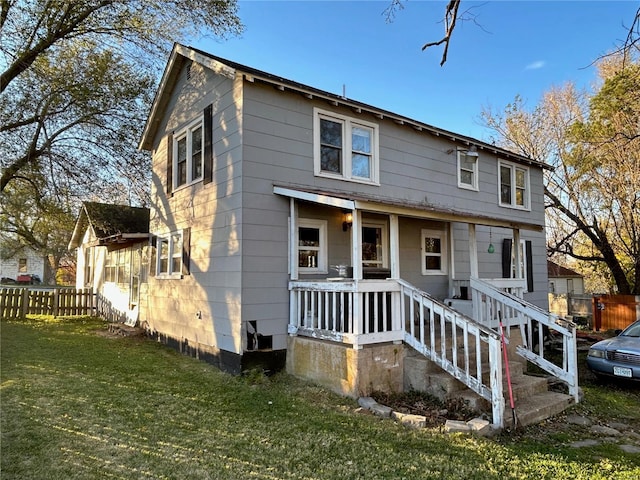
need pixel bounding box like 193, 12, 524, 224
547, 260, 583, 278
68, 202, 150, 250
139, 43, 550, 171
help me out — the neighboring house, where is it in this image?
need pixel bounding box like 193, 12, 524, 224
547, 260, 584, 295
0, 246, 46, 283
69, 202, 150, 324
548, 260, 588, 319
133, 44, 578, 428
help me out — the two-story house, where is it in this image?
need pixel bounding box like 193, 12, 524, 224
135, 44, 578, 429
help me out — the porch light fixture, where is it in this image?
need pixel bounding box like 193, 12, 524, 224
449, 145, 479, 157
342, 212, 353, 231
466, 145, 479, 157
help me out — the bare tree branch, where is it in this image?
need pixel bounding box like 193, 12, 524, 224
421, 0, 461, 66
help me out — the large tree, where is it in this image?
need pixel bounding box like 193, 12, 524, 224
0, 0, 242, 281
482, 53, 640, 294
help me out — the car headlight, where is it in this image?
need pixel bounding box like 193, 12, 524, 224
588, 348, 605, 358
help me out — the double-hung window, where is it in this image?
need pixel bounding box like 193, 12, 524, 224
421, 229, 447, 275
174, 118, 204, 189
156, 231, 184, 278
314, 108, 379, 184
297, 219, 327, 274
457, 150, 478, 190
499, 160, 529, 209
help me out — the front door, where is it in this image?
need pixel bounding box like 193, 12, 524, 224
362, 222, 388, 269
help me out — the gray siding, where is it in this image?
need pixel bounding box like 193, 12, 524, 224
144, 60, 245, 354
144, 60, 550, 359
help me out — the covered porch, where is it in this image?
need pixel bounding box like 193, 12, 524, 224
275, 186, 579, 429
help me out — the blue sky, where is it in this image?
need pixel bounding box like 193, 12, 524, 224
195, 1, 638, 140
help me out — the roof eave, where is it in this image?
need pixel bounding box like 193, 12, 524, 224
138, 44, 237, 152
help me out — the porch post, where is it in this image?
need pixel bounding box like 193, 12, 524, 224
351, 210, 362, 343
448, 222, 455, 297
389, 214, 399, 279
290, 198, 298, 280
351, 210, 362, 280
468, 224, 478, 278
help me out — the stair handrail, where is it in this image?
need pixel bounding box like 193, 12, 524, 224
397, 279, 506, 429
470, 277, 579, 402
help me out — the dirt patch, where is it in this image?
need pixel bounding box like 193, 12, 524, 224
96, 323, 146, 339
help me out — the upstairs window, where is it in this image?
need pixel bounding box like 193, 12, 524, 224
314, 108, 379, 184
457, 150, 478, 190
174, 118, 203, 189
499, 160, 529, 209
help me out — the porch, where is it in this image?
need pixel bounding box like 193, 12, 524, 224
276, 186, 579, 430
287, 277, 579, 430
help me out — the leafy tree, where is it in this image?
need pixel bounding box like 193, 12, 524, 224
482, 52, 640, 294
0, 177, 76, 284
0, 0, 242, 280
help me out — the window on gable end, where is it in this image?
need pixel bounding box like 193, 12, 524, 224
314, 108, 379, 185
173, 117, 204, 189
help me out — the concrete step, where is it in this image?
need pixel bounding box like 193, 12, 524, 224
410, 366, 545, 404
502, 390, 574, 428
404, 353, 560, 426
404, 353, 525, 386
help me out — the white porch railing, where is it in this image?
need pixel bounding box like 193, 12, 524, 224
470, 277, 579, 402
288, 280, 404, 348
288, 277, 578, 427
398, 279, 505, 429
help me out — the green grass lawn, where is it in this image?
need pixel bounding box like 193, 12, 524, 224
1, 317, 639, 480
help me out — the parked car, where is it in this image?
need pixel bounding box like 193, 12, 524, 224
16, 274, 41, 285
587, 319, 640, 381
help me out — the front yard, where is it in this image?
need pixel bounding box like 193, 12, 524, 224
1, 316, 639, 479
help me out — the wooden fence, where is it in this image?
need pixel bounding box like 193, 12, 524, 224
592, 294, 640, 331
0, 287, 95, 319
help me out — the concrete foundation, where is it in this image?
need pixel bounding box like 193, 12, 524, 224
286, 336, 405, 398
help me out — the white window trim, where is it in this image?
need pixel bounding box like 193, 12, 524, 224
156, 230, 183, 279
313, 107, 380, 185
362, 221, 388, 268
498, 160, 530, 210
421, 228, 448, 276
297, 218, 328, 274
510, 239, 529, 293
173, 116, 204, 190
457, 150, 479, 191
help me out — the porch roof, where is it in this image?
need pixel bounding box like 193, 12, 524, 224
68, 202, 150, 250
274, 184, 544, 232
